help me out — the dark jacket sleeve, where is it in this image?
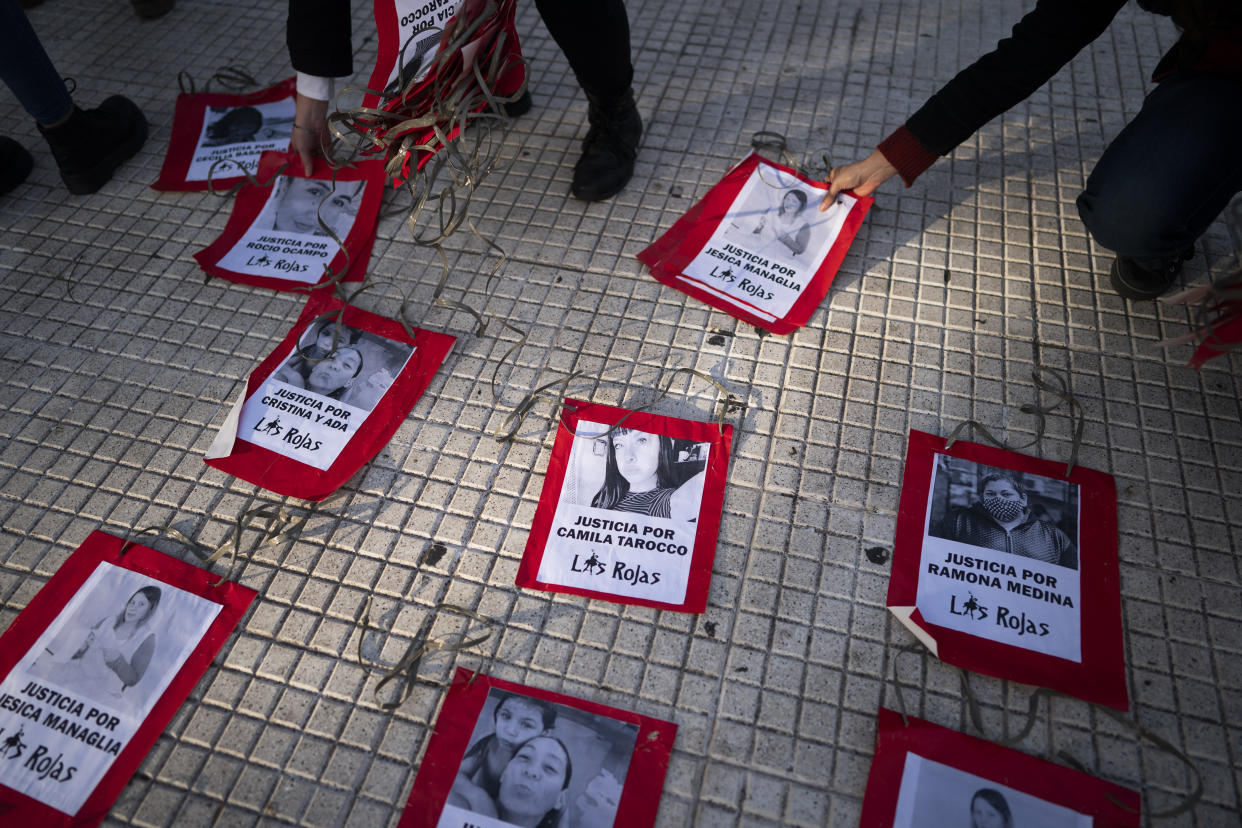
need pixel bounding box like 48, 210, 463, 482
287, 0, 354, 78
884, 0, 1127, 183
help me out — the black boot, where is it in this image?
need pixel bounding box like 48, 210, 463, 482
571, 89, 641, 202
501, 88, 533, 118
1107, 249, 1192, 300
38, 96, 148, 195
1, 137, 34, 196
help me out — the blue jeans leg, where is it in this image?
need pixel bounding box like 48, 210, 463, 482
1076, 71, 1242, 260
0, 0, 74, 125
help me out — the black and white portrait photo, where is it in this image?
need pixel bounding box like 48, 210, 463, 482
21, 563, 220, 720
444, 689, 637, 828
925, 455, 1080, 570
269, 316, 415, 413
891, 753, 1092, 828
236, 315, 417, 470
559, 423, 709, 522
720, 165, 852, 266
251, 176, 366, 241
199, 102, 294, 148
187, 100, 296, 181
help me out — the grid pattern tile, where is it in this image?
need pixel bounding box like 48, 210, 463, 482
2, 0, 1241, 825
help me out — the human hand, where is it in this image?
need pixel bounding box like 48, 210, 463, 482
820, 149, 898, 209
292, 93, 331, 176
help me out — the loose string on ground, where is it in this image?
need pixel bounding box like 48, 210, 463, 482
884, 638, 1202, 818
943, 365, 1084, 476
115, 503, 309, 586
176, 65, 261, 96
886, 640, 930, 727
750, 130, 834, 183
492, 366, 745, 445
356, 599, 496, 709
199, 503, 311, 586
45, 251, 87, 305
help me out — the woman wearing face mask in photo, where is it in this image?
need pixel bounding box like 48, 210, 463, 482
591, 428, 705, 521
970, 788, 1014, 828
936, 473, 1077, 568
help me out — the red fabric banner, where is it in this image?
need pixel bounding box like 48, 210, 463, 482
517, 399, 732, 613
0, 531, 256, 826
204, 290, 455, 500
639, 153, 872, 334
887, 430, 1127, 709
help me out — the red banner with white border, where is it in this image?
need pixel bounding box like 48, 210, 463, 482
887, 430, 1127, 709
152, 78, 297, 192
639, 153, 872, 334
0, 531, 255, 826
398, 668, 675, 828
860, 708, 1140, 827
204, 290, 455, 500
517, 399, 731, 613
193, 151, 383, 291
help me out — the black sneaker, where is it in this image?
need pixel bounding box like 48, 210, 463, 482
38, 96, 148, 195
1107, 251, 1191, 300
571, 89, 641, 202
1, 137, 34, 196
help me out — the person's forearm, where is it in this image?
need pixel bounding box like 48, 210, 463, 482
900, 0, 1126, 178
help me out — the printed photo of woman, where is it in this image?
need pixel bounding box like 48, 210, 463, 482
971, 788, 1014, 828
268, 316, 414, 411
927, 457, 1080, 569
441, 688, 638, 828
590, 428, 706, 521
253, 177, 365, 240
448, 735, 573, 828
751, 188, 812, 258
891, 752, 1092, 828
273, 345, 364, 401
30, 586, 161, 710
453, 692, 558, 802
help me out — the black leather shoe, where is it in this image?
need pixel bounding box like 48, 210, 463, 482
38, 96, 148, 194
1107, 250, 1191, 300
571, 89, 641, 202
1, 137, 34, 196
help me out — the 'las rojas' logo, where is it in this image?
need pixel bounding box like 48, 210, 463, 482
949, 591, 987, 621
1, 725, 27, 759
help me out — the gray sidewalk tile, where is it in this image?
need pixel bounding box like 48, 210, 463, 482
3, 0, 1242, 826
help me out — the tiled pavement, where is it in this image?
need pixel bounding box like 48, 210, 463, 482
2, 0, 1241, 825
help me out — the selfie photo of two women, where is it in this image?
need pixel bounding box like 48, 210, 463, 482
443, 689, 638, 828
